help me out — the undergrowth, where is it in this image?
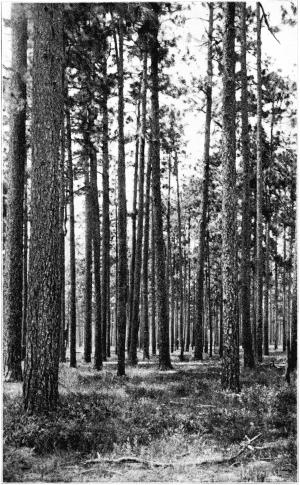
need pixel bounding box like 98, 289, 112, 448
3, 356, 297, 482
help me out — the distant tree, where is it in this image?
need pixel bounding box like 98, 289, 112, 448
221, 2, 240, 392
240, 2, 255, 368
4, 3, 27, 382
194, 3, 214, 361
23, 3, 63, 412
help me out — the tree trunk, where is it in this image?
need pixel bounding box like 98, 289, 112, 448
175, 149, 184, 361
194, 3, 213, 361
22, 173, 28, 360
240, 2, 255, 368
221, 2, 240, 392
150, 12, 172, 369
66, 94, 77, 368
101, 47, 110, 361
90, 136, 102, 371
282, 225, 287, 352
23, 3, 63, 412
83, 135, 92, 363
142, 145, 152, 360
59, 88, 66, 363
256, 2, 263, 363
129, 46, 148, 365
114, 17, 127, 376
151, 196, 156, 355
5, 3, 27, 382
263, 220, 270, 355
128, 96, 140, 354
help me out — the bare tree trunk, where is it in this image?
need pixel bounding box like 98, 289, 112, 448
129, 46, 148, 365
256, 2, 263, 362
83, 149, 92, 363
151, 197, 156, 355
240, 1, 255, 368
221, 2, 239, 391
194, 3, 214, 361
5, 3, 27, 381
66, 93, 77, 368
150, 10, 172, 369
23, 3, 63, 412
142, 145, 152, 360
114, 17, 127, 376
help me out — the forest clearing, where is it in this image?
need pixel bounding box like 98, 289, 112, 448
2, 2, 297, 483
3, 349, 297, 482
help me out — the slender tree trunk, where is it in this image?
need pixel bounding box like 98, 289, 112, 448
21, 174, 28, 360
282, 225, 287, 352
83, 149, 92, 363
129, 46, 148, 365
142, 145, 152, 360
207, 235, 213, 357
256, 2, 263, 363
175, 149, 184, 361
151, 197, 156, 355
263, 220, 270, 355
23, 3, 63, 412
90, 141, 102, 371
150, 11, 172, 369
66, 94, 77, 368
219, 279, 223, 358
240, 2, 255, 368
274, 236, 278, 350
114, 17, 127, 376
5, 3, 27, 382
101, 48, 110, 361
221, 2, 239, 392
128, 96, 140, 354
289, 240, 297, 371
194, 3, 214, 361
59, 90, 66, 363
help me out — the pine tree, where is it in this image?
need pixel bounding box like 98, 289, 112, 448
4, 3, 27, 382
221, 2, 240, 392
23, 3, 64, 412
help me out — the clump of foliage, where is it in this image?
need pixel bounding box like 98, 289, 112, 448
3, 392, 116, 454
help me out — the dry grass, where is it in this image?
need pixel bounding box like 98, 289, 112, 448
3, 349, 297, 482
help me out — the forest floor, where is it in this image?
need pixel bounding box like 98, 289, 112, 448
3, 348, 297, 483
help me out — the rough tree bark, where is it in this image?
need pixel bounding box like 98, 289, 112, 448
240, 1, 255, 368
150, 6, 172, 369
23, 3, 63, 412
256, 2, 263, 362
5, 2, 27, 382
221, 2, 240, 392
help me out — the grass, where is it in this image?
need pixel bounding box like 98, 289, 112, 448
3, 349, 297, 482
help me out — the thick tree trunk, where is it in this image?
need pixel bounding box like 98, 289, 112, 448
282, 225, 287, 352
59, 89, 66, 363
23, 3, 63, 413
150, 12, 172, 369
66, 95, 77, 368
194, 3, 213, 361
5, 3, 27, 382
129, 46, 148, 365
256, 2, 263, 363
221, 2, 240, 392
240, 2, 255, 368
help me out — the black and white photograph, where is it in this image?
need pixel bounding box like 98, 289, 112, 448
2, 1, 297, 482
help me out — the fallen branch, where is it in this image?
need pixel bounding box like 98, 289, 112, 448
84, 456, 167, 468
83, 435, 262, 469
